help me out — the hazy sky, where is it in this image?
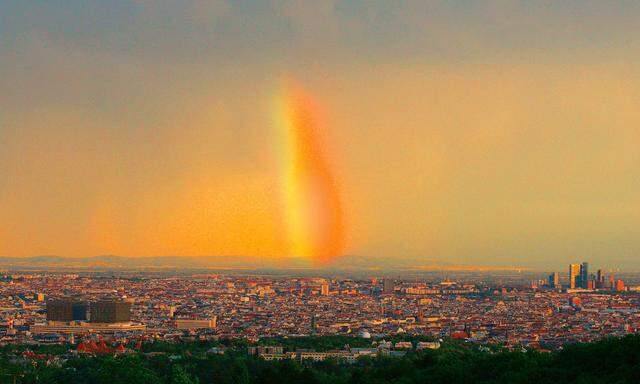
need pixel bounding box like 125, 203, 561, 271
1, 1, 640, 269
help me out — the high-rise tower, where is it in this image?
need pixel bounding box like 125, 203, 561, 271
548, 272, 559, 288
569, 264, 580, 289
596, 269, 605, 288
580, 262, 589, 289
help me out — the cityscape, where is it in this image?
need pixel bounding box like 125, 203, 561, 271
0, 264, 636, 382
3, 1, 640, 383
0, 261, 637, 353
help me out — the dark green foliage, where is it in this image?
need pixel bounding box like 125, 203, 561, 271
0, 335, 638, 383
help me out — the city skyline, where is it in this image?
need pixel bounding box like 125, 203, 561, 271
2, 2, 640, 269
1, 269, 638, 382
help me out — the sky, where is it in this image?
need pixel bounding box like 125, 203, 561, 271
1, 1, 640, 269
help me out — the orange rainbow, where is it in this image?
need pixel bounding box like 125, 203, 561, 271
274, 81, 345, 264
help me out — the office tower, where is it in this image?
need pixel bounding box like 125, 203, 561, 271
47, 300, 72, 321
321, 282, 329, 296
615, 279, 625, 292
580, 262, 589, 289
548, 272, 559, 288
46, 299, 88, 322
609, 274, 615, 290
90, 300, 131, 323
383, 279, 395, 294
596, 269, 605, 288
569, 264, 580, 289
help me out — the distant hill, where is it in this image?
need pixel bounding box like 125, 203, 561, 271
0, 255, 527, 272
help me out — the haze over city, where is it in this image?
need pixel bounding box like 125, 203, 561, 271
2, 1, 640, 270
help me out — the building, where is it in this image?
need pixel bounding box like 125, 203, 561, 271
548, 273, 559, 288
416, 341, 441, 350
569, 264, 581, 289
173, 318, 216, 329
394, 341, 413, 349
90, 300, 131, 323
321, 282, 329, 296
596, 269, 605, 288
383, 279, 395, 294
31, 322, 146, 335
609, 274, 615, 290
615, 279, 625, 292
580, 262, 589, 289
46, 299, 88, 322
248, 346, 284, 355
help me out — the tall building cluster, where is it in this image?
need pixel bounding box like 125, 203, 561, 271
555, 262, 626, 291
